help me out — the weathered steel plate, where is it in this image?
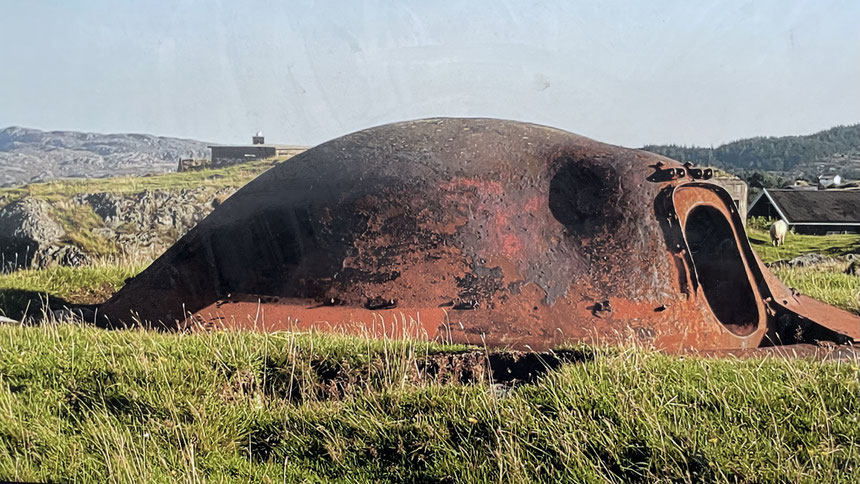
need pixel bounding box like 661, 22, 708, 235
99, 118, 858, 351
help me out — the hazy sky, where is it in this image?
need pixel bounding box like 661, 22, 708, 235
1, 0, 858, 147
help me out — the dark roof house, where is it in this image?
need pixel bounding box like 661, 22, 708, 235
748, 188, 860, 233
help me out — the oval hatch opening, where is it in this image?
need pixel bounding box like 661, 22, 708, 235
684, 205, 758, 336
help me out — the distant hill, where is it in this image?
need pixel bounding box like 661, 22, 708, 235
5, 123, 860, 188
0, 126, 211, 187
643, 124, 860, 177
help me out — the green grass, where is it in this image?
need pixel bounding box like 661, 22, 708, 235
773, 265, 860, 313
0, 325, 857, 483
0, 158, 281, 210
52, 201, 121, 256
0, 263, 147, 319
745, 225, 859, 312
747, 227, 860, 265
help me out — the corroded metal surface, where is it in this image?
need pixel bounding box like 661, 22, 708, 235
697, 344, 860, 362
99, 118, 859, 351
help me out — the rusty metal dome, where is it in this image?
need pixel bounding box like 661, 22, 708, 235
99, 118, 858, 351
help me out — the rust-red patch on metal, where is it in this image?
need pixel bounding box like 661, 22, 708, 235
98, 118, 858, 352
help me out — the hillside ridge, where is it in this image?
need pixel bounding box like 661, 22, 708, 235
643, 124, 860, 177
0, 126, 212, 187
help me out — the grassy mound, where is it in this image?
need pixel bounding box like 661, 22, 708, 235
0, 325, 857, 483
0, 159, 278, 208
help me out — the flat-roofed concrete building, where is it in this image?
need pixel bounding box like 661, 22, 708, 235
208, 132, 307, 168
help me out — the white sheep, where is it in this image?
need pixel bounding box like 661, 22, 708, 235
769, 220, 788, 247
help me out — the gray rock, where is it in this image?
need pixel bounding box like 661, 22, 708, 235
50, 307, 95, 323
74, 187, 235, 257
0, 315, 18, 324
0, 199, 65, 271
32, 245, 89, 269
1, 186, 234, 271
771, 253, 832, 268
791, 253, 830, 267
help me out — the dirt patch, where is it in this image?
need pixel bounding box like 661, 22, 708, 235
67, 282, 118, 305
416, 348, 591, 385
220, 348, 592, 404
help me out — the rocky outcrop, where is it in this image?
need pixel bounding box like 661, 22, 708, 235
0, 199, 67, 271
771, 253, 832, 268
768, 253, 859, 270
76, 189, 222, 233
74, 187, 234, 252
0, 187, 235, 271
